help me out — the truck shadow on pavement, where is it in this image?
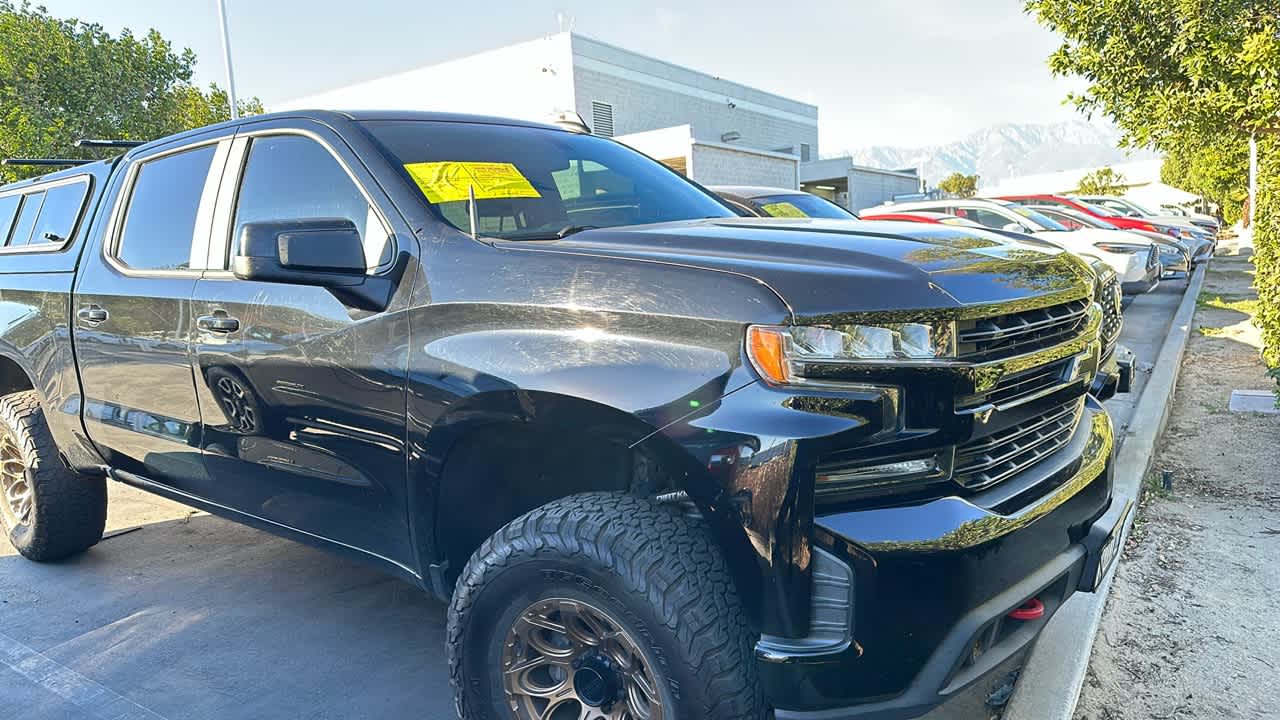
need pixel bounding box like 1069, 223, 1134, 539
0, 513, 456, 719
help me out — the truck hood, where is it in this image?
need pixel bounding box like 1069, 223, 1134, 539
507, 218, 1092, 323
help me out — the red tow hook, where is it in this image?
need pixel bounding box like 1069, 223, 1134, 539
1008, 598, 1045, 621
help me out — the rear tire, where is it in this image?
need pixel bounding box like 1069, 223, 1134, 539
448, 491, 764, 720
0, 391, 106, 561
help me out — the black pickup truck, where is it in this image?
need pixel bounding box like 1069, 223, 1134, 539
0, 111, 1130, 720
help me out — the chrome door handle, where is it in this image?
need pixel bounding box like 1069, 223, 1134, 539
196, 314, 240, 333
77, 305, 108, 325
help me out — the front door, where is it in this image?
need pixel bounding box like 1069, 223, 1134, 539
189, 121, 416, 565
73, 134, 231, 490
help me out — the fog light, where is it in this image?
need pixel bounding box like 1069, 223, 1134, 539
819, 458, 936, 482
815, 454, 947, 501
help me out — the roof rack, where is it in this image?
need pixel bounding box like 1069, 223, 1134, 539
74, 139, 145, 149
1, 158, 92, 167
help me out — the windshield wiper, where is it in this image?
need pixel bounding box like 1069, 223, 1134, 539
503, 224, 599, 241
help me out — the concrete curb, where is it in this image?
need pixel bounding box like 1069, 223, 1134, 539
1002, 263, 1208, 720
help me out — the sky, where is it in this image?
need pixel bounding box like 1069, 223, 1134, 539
35, 0, 1090, 151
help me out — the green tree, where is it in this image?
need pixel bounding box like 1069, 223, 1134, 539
1076, 166, 1128, 195
1025, 0, 1280, 375
937, 172, 979, 198
1161, 133, 1250, 224
0, 1, 263, 182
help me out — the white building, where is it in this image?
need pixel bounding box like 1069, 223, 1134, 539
798, 157, 924, 213
277, 32, 819, 188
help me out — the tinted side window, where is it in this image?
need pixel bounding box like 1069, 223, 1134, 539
961, 208, 1015, 230
0, 194, 20, 245
232, 135, 390, 269
30, 182, 88, 246
117, 145, 217, 271
7, 192, 45, 247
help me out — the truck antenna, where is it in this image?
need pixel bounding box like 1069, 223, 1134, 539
73, 139, 146, 150
1, 158, 92, 167
468, 185, 479, 240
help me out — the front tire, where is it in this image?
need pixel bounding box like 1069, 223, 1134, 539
448, 492, 764, 720
0, 391, 106, 561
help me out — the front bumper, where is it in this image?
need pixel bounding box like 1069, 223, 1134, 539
1121, 261, 1160, 295
762, 398, 1117, 719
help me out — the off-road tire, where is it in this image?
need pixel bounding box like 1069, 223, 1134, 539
0, 391, 106, 561
448, 491, 764, 720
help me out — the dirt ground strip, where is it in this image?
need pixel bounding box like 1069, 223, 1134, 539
1075, 237, 1280, 720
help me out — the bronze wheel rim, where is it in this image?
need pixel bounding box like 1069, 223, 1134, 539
0, 429, 31, 526
502, 598, 664, 720
215, 375, 256, 433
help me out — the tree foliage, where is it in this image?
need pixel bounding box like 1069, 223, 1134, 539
1076, 166, 1128, 195
937, 172, 979, 198
1255, 136, 1280, 370
1026, 0, 1280, 379
0, 1, 262, 181
1026, 0, 1280, 145
1161, 133, 1250, 224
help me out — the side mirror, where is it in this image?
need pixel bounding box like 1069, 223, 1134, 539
1002, 222, 1026, 233
233, 219, 396, 312
234, 219, 367, 287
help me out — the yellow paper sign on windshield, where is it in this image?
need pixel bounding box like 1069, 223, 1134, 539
760, 201, 809, 218
403, 162, 541, 204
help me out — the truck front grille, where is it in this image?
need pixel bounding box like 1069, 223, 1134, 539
956, 298, 1090, 362
958, 357, 1075, 411
953, 397, 1084, 490
1100, 275, 1122, 361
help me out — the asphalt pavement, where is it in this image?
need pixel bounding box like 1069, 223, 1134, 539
0, 278, 1191, 720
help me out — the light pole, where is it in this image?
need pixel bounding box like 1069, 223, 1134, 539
216, 0, 239, 120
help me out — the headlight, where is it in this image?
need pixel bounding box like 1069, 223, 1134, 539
747, 322, 955, 385
1093, 242, 1149, 254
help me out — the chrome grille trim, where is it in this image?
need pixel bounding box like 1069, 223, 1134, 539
957, 299, 1091, 361
954, 397, 1084, 490
960, 358, 1073, 411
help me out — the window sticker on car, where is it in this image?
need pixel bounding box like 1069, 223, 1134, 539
760, 201, 808, 218
403, 161, 541, 204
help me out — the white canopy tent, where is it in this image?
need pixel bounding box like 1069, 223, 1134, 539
1124, 181, 1200, 209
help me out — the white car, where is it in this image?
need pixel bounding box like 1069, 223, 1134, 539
1074, 194, 1220, 235
860, 198, 1161, 293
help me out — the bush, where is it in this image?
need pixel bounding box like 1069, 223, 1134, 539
1253, 136, 1280, 396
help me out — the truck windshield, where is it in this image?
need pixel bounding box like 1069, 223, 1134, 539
753, 193, 856, 219
362, 120, 735, 240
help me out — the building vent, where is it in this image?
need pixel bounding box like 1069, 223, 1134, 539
591, 102, 614, 137
800, 143, 812, 162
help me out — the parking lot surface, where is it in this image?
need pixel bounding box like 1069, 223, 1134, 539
0, 280, 1189, 720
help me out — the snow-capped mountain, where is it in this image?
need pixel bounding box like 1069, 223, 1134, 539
840, 120, 1159, 188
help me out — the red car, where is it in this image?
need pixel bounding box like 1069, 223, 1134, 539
859, 211, 981, 226
997, 194, 1162, 233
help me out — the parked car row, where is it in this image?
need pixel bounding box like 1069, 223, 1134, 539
1, 111, 1141, 720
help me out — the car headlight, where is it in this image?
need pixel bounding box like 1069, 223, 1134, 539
747, 322, 955, 385
1093, 242, 1149, 254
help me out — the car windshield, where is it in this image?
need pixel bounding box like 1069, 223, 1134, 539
1006, 204, 1070, 231
1121, 198, 1158, 215
1038, 207, 1113, 229
362, 120, 736, 240
1081, 202, 1120, 217
753, 193, 856, 219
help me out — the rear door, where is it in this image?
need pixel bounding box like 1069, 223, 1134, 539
73, 132, 231, 489
188, 119, 417, 564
